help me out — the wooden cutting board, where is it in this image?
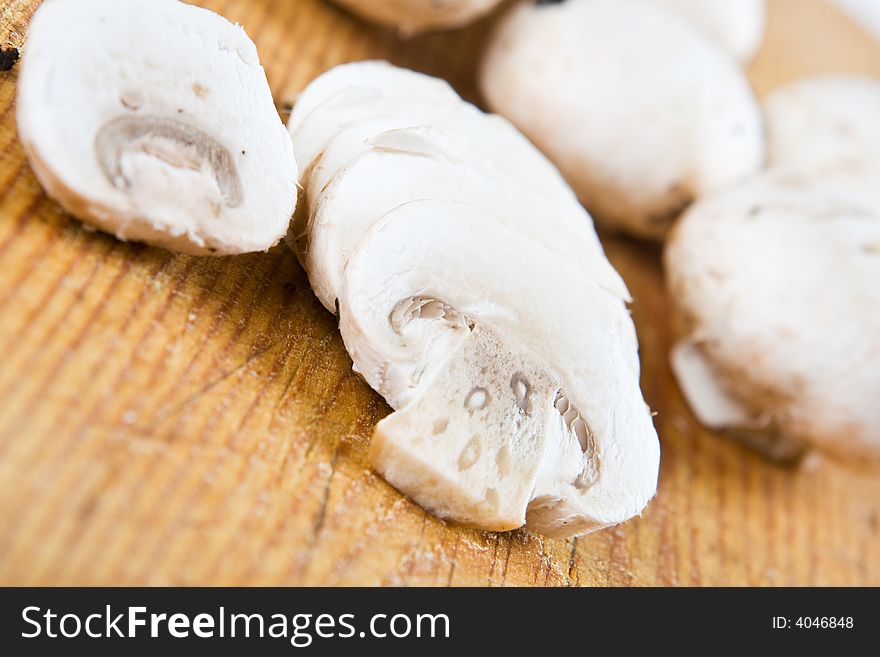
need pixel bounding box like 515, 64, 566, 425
0, 0, 878, 586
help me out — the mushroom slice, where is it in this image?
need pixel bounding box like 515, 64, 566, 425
16, 0, 297, 255
289, 61, 462, 173
479, 0, 764, 240
328, 0, 505, 35
290, 62, 599, 224
300, 127, 628, 313
650, 0, 766, 65
764, 76, 880, 207
288, 61, 459, 134
339, 199, 659, 535
665, 176, 880, 464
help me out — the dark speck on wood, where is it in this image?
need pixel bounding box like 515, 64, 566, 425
0, 48, 20, 72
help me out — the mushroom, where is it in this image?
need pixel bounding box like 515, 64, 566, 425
763, 76, 880, 207
328, 0, 504, 35
479, 0, 765, 240
650, 0, 766, 65
665, 175, 880, 464
16, 0, 297, 255
290, 62, 660, 536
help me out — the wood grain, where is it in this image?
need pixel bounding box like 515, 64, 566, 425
0, 0, 878, 586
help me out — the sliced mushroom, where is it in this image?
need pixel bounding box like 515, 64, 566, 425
764, 76, 880, 207
289, 62, 608, 239
340, 199, 659, 535
289, 62, 629, 316
665, 175, 880, 464
16, 0, 297, 255
479, 0, 764, 240
301, 125, 628, 315
288, 62, 463, 177
328, 0, 505, 35
289, 61, 660, 537
650, 0, 766, 65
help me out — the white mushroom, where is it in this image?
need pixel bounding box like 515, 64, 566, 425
290, 62, 660, 536
16, 0, 297, 255
328, 0, 504, 35
764, 76, 880, 207
666, 175, 880, 464
650, 0, 766, 65
479, 0, 765, 240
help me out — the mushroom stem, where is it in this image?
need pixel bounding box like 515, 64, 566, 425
372, 323, 559, 530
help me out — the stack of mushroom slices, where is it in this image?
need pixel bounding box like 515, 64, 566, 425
16, 0, 297, 256
289, 61, 660, 537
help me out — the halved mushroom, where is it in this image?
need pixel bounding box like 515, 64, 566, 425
328, 0, 504, 35
16, 0, 297, 255
479, 0, 764, 240
666, 175, 880, 464
651, 0, 766, 65
290, 62, 660, 536
763, 76, 880, 207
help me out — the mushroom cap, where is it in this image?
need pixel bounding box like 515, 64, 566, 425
479, 0, 764, 240
292, 61, 660, 536
651, 0, 766, 65
764, 76, 880, 207
666, 175, 880, 463
328, 0, 504, 34
16, 0, 297, 255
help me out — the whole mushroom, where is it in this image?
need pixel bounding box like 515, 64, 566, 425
290, 61, 660, 537
16, 0, 298, 255
666, 175, 880, 464
479, 0, 765, 240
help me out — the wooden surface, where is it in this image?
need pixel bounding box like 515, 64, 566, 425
0, 0, 878, 586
